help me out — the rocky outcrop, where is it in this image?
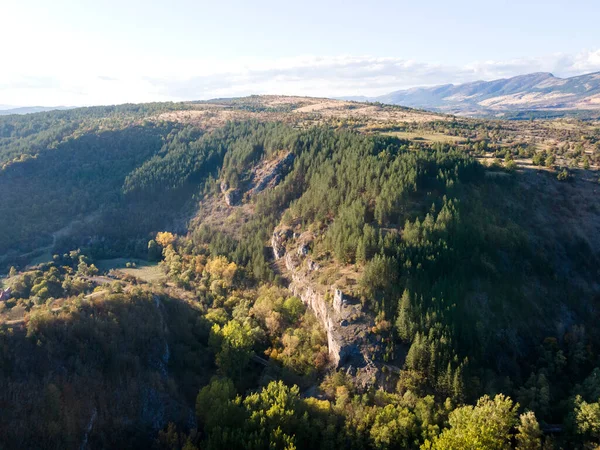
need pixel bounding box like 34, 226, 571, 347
249, 152, 295, 196
220, 152, 295, 207
271, 228, 292, 260
220, 180, 241, 206
153, 295, 170, 378
0, 287, 11, 301
297, 243, 309, 256
223, 189, 241, 206
306, 259, 319, 272
220, 180, 229, 193
333, 289, 347, 314
273, 230, 374, 369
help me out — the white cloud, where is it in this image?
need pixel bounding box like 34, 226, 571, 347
2, 49, 600, 106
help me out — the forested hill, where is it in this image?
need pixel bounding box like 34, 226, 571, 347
1, 96, 600, 449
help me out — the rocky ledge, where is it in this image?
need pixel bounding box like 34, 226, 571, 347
221, 152, 295, 206
272, 228, 377, 372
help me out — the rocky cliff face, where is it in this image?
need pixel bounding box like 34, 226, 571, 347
220, 181, 241, 206
272, 228, 377, 372
221, 152, 295, 206
271, 228, 292, 260
249, 152, 295, 196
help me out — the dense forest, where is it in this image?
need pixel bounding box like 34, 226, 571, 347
0, 98, 599, 449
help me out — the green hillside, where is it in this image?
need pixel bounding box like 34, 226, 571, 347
0, 97, 599, 449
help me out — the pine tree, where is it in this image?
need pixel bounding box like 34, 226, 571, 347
395, 289, 413, 341
453, 364, 466, 403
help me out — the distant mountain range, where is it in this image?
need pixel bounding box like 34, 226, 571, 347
6, 72, 600, 118
0, 106, 73, 116
347, 72, 600, 117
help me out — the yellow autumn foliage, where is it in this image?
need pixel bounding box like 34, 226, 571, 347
205, 256, 238, 286
155, 231, 176, 247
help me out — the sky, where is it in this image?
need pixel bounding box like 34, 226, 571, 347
1, 0, 600, 107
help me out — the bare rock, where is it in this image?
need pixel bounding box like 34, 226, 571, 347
220, 180, 229, 193
297, 243, 309, 256
306, 259, 319, 272
250, 152, 295, 195
288, 275, 373, 369
0, 287, 11, 301
333, 289, 347, 314
271, 228, 292, 260
224, 188, 241, 206
274, 230, 381, 374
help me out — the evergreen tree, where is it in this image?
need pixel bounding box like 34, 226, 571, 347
395, 289, 414, 342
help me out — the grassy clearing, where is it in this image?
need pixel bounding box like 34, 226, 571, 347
96, 258, 166, 283
96, 257, 148, 271
120, 265, 166, 283
381, 131, 465, 143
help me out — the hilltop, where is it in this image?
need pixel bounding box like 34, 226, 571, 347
0, 105, 73, 115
